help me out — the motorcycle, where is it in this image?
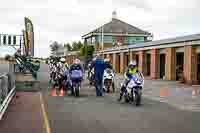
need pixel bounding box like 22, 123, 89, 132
63, 70, 72, 94
123, 72, 144, 106
55, 72, 64, 91
103, 68, 115, 93
88, 68, 95, 85
70, 70, 83, 97
48, 64, 57, 87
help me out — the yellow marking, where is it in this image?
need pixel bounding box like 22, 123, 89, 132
40, 93, 51, 133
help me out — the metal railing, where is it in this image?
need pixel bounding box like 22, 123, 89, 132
0, 73, 16, 120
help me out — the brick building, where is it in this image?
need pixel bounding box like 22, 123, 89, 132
65, 51, 80, 65
82, 11, 153, 51
98, 34, 200, 84
81, 12, 200, 84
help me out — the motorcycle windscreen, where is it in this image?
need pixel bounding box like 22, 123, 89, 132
132, 72, 144, 84
105, 69, 112, 73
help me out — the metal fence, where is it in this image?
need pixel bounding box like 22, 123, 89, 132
0, 67, 16, 120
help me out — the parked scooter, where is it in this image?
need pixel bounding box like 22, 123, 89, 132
103, 68, 115, 93
122, 72, 144, 106
70, 69, 83, 97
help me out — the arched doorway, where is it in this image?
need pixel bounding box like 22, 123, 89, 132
197, 54, 200, 84
160, 54, 166, 79
136, 54, 139, 68
124, 53, 129, 67
146, 53, 151, 76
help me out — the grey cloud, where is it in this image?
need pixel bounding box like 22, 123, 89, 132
0, 0, 199, 57
76, 0, 104, 5
37, 8, 105, 36
112, 0, 152, 11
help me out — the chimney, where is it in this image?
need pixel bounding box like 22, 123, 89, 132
112, 10, 117, 20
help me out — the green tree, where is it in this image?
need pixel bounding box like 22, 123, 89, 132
87, 45, 95, 56
71, 41, 83, 51
80, 45, 95, 57
77, 41, 83, 49
64, 43, 72, 51
50, 41, 60, 52
72, 41, 78, 51
80, 45, 86, 56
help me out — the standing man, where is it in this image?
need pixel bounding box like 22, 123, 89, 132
94, 56, 105, 96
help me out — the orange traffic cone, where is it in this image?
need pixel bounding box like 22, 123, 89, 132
192, 87, 198, 97
160, 87, 168, 97
51, 88, 57, 96
59, 87, 64, 96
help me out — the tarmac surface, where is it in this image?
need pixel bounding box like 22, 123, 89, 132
43, 80, 200, 133
1, 64, 200, 133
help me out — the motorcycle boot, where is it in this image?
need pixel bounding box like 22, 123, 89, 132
118, 85, 126, 101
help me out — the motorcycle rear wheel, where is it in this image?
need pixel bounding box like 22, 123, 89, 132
112, 83, 115, 93
89, 81, 93, 85
75, 85, 80, 97
124, 95, 130, 103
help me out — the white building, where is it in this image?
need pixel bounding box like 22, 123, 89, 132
51, 46, 68, 57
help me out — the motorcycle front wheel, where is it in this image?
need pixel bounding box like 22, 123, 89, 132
135, 92, 141, 106
112, 83, 115, 93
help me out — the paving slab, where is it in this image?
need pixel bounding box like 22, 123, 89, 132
0, 92, 45, 133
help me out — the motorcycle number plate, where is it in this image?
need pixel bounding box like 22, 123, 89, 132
128, 81, 134, 88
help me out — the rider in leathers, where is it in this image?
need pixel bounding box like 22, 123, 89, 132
48, 59, 57, 87
55, 58, 65, 90
118, 60, 139, 101
69, 59, 84, 80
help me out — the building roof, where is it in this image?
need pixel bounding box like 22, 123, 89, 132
100, 33, 200, 53
82, 18, 151, 38
65, 51, 80, 56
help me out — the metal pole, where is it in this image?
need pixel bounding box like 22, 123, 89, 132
20, 36, 22, 50
101, 26, 104, 50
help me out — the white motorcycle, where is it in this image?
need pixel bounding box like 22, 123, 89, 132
103, 68, 115, 93
88, 68, 95, 85
124, 72, 144, 106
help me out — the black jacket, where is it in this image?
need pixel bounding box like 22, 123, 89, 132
104, 63, 113, 70
69, 64, 84, 73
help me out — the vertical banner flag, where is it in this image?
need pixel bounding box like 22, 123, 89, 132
24, 17, 34, 56
23, 30, 28, 56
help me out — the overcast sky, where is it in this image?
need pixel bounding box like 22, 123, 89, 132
0, 0, 200, 57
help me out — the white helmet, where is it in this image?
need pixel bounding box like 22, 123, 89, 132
60, 58, 65, 63
128, 60, 137, 66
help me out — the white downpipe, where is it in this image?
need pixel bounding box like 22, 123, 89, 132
101, 26, 104, 50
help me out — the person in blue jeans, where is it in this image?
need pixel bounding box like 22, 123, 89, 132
94, 56, 105, 96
